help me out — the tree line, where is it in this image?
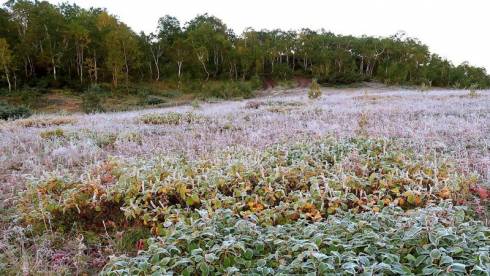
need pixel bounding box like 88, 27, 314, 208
1, 0, 489, 93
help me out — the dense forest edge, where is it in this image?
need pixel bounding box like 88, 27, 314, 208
0, 0, 489, 117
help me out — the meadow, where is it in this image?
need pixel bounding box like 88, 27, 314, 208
0, 87, 489, 275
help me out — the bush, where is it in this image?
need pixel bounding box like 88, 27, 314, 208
143, 96, 166, 106
139, 112, 206, 125
469, 84, 479, 98
308, 79, 322, 99
40, 128, 65, 139
191, 99, 201, 109
250, 75, 262, 90
17, 116, 76, 128
186, 81, 258, 99
81, 89, 105, 114
0, 101, 32, 120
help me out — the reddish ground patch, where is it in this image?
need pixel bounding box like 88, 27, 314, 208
295, 76, 312, 88
263, 79, 277, 89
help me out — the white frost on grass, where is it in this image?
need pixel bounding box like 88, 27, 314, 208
0, 88, 489, 204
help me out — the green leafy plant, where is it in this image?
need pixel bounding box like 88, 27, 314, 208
102, 205, 490, 275
0, 101, 31, 120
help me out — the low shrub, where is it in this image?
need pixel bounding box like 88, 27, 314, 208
0, 101, 32, 120
308, 79, 322, 99
40, 128, 65, 139
81, 87, 105, 114
191, 99, 201, 109
143, 96, 166, 106
469, 84, 480, 98
90, 132, 118, 148
194, 81, 258, 99
139, 112, 205, 125
17, 116, 76, 128
118, 132, 143, 145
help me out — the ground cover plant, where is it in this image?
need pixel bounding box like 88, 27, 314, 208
0, 87, 489, 274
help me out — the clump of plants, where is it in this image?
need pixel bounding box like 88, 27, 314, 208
102, 205, 490, 275
139, 112, 206, 125
81, 86, 105, 114
143, 95, 166, 106
308, 79, 322, 99
197, 80, 258, 99
118, 132, 143, 145
0, 101, 31, 120
265, 100, 303, 107
191, 99, 201, 109
420, 81, 431, 92
356, 112, 369, 136
20, 137, 478, 235
91, 132, 118, 148
17, 116, 77, 128
468, 84, 480, 98
40, 128, 65, 139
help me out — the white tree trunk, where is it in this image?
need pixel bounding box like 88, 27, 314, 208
4, 65, 11, 93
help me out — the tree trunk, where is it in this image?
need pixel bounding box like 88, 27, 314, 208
52, 57, 57, 80
13, 71, 17, 91
151, 50, 160, 81
112, 66, 118, 88
93, 51, 98, 83
197, 54, 209, 81
123, 42, 129, 89
177, 61, 182, 79
4, 65, 11, 93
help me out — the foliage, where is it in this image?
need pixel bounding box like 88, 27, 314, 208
81, 91, 105, 114
19, 138, 478, 233
16, 116, 76, 127
197, 81, 258, 99
0, 101, 31, 120
469, 84, 480, 98
40, 128, 65, 139
308, 79, 322, 99
143, 95, 166, 106
191, 99, 201, 109
1, 1, 488, 93
101, 205, 490, 275
2, 90, 489, 274
139, 112, 206, 125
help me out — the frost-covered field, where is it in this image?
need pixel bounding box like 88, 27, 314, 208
1, 88, 489, 196
1, 88, 489, 274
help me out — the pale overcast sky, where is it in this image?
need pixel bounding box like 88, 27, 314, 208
47, 0, 490, 71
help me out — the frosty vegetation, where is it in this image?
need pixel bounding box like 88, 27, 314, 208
0, 87, 489, 274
